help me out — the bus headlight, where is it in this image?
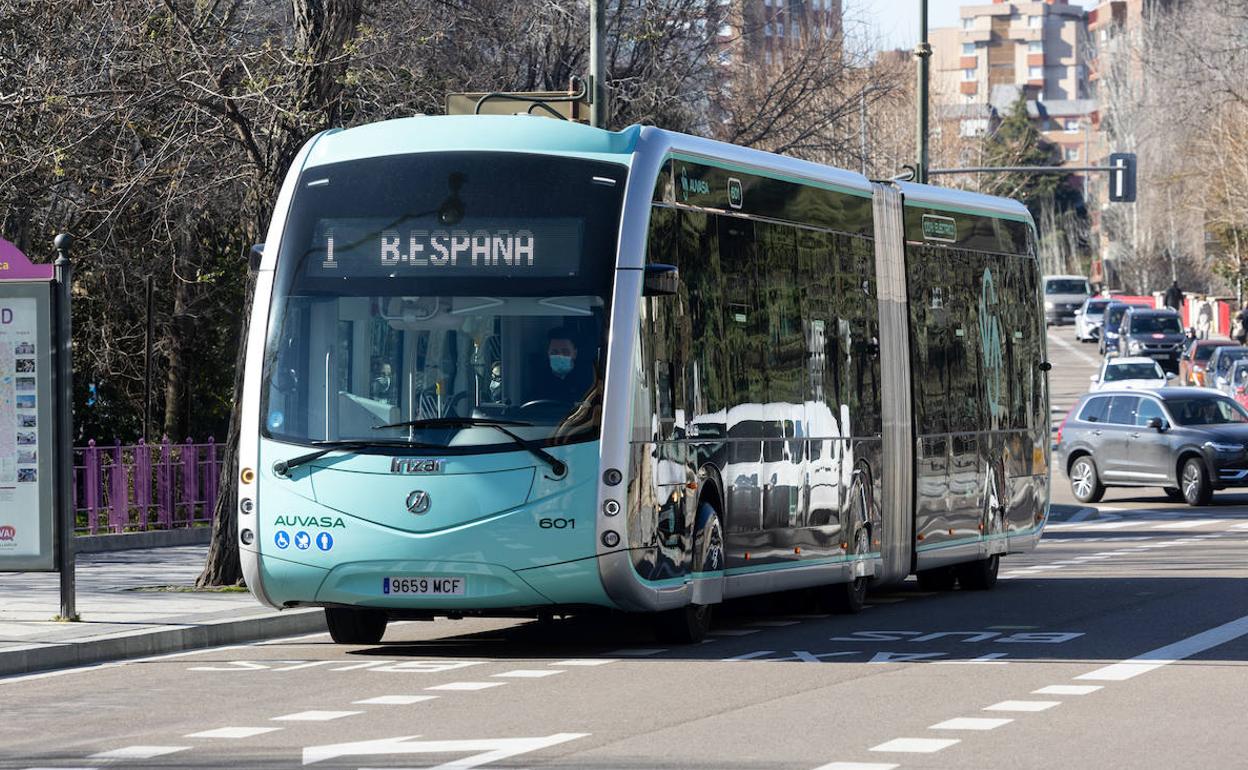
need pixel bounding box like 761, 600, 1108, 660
603, 499, 620, 516
240, 498, 255, 514
240, 529, 255, 545
601, 530, 620, 548
603, 468, 623, 486
1044, 301, 1055, 310
240, 467, 256, 485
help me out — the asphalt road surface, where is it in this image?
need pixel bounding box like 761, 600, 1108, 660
3, 324, 1248, 770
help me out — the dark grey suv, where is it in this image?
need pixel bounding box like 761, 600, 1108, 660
1115, 307, 1185, 372
1056, 387, 1248, 506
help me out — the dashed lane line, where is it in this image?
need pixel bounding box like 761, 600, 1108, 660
811, 763, 899, 770
185, 727, 282, 739
869, 738, 961, 754
492, 669, 564, 678
352, 695, 438, 705
424, 681, 507, 691
553, 659, 618, 666
271, 710, 363, 722
87, 746, 189, 760
929, 717, 1012, 731
983, 700, 1061, 712
1033, 685, 1102, 696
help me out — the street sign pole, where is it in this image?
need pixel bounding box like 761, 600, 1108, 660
589, 0, 606, 128
54, 234, 76, 621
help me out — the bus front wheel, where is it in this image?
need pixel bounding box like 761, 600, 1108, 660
325, 607, 388, 644
653, 603, 712, 644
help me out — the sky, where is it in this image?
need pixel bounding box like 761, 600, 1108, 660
847, 0, 1098, 51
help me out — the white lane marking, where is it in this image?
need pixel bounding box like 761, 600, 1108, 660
1076, 613, 1248, 681
272, 710, 363, 721
608, 648, 666, 656
1231, 523, 1248, 531
88, 746, 190, 760
186, 726, 282, 739
1033, 685, 1102, 695
983, 700, 1061, 712
553, 659, 618, 666
987, 626, 1038, 630
352, 695, 439, 705
709, 628, 761, 636
1070, 521, 1140, 531
22, 767, 99, 770
0, 643, 251, 685
331, 660, 397, 671
273, 660, 336, 672
723, 651, 776, 661
869, 738, 960, 753
302, 731, 589, 766
811, 763, 899, 770
424, 681, 506, 691
1047, 330, 1100, 366
750, 620, 802, 627
929, 717, 1013, 731
1156, 519, 1225, 530
493, 669, 564, 678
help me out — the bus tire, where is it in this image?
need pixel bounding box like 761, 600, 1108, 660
956, 554, 999, 591
325, 607, 388, 644
916, 565, 957, 591
826, 525, 870, 614
693, 501, 725, 573
653, 603, 712, 644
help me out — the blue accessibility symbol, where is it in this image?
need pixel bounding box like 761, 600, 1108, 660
294, 531, 312, 550
315, 532, 334, 551
274, 530, 290, 550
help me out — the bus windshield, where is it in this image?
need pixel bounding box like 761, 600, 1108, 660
262, 151, 626, 451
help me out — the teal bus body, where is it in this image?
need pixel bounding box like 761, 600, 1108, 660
238, 115, 1050, 636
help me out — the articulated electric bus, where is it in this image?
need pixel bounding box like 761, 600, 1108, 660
237, 115, 1050, 644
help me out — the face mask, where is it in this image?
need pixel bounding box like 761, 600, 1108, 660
550, 354, 574, 376
489, 375, 502, 399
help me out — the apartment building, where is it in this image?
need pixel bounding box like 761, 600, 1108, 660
724, 0, 843, 69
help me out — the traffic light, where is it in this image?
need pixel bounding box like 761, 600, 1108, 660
1109, 152, 1137, 203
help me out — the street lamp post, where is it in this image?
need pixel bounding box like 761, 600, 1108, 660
589, 0, 606, 128
915, 0, 931, 184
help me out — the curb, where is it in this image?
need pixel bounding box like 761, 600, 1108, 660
0, 608, 327, 679
75, 527, 212, 553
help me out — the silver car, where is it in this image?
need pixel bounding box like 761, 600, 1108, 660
1075, 297, 1112, 342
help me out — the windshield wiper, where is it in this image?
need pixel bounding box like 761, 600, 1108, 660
273, 439, 444, 477
373, 417, 567, 477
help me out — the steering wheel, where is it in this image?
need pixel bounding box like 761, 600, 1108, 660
519, 399, 571, 410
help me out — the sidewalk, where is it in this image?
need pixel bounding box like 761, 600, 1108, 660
0, 545, 325, 678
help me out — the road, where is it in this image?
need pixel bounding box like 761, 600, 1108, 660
3, 325, 1248, 770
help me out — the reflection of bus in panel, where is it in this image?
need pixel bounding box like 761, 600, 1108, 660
237, 115, 1049, 645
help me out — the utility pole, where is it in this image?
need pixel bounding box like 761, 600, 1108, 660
915, 0, 931, 184
589, 0, 606, 129
54, 233, 76, 621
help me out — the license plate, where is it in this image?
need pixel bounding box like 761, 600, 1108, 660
383, 576, 466, 595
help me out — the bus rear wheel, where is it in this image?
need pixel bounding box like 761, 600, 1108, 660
825, 526, 870, 614
653, 603, 713, 644
325, 607, 388, 644
956, 554, 999, 591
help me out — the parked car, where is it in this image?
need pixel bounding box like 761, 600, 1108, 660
1206, 346, 1248, 394
1090, 357, 1174, 391
1231, 360, 1248, 410
1180, 338, 1237, 386
1075, 297, 1112, 343
1044, 274, 1092, 326
1099, 302, 1131, 356
1115, 307, 1185, 372
1056, 387, 1248, 506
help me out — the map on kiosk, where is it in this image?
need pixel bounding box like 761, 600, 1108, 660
305, 217, 583, 279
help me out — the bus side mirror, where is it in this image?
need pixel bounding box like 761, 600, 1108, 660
248, 243, 265, 271
1039, 361, 1053, 372
643, 263, 680, 296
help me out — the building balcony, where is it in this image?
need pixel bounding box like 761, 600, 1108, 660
960, 29, 992, 43
960, 56, 978, 69
960, 81, 979, 95
1027, 53, 1045, 67
1007, 27, 1043, 42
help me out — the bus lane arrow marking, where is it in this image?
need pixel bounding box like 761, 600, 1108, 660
301, 732, 589, 767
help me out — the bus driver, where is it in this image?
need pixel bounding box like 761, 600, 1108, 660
533, 327, 593, 404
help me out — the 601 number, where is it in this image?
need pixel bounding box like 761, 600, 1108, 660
539, 518, 576, 529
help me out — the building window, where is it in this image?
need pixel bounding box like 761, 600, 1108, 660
718, 50, 732, 66
961, 119, 988, 137
963, 68, 976, 81
1065, 147, 1079, 161
1028, 40, 1043, 53
765, 22, 772, 35
777, 21, 784, 37
1065, 119, 1080, 133
1028, 66, 1043, 79
791, 19, 799, 37
1028, 15, 1043, 28
764, 49, 773, 65
962, 43, 975, 55
962, 17, 973, 29
718, 23, 732, 37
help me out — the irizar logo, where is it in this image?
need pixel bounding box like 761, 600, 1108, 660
274, 514, 346, 529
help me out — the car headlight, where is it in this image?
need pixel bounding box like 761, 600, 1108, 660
1204, 441, 1242, 453
1044, 301, 1055, 310
1127, 340, 1143, 354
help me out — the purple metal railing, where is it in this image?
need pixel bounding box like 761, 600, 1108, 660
72, 438, 224, 534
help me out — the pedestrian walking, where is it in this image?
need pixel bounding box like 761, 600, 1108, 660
1237, 305, 1248, 344
1164, 281, 1183, 311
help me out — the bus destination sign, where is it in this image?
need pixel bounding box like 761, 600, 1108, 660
306, 218, 583, 279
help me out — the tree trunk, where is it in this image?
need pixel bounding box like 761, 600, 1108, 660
196, 265, 254, 588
